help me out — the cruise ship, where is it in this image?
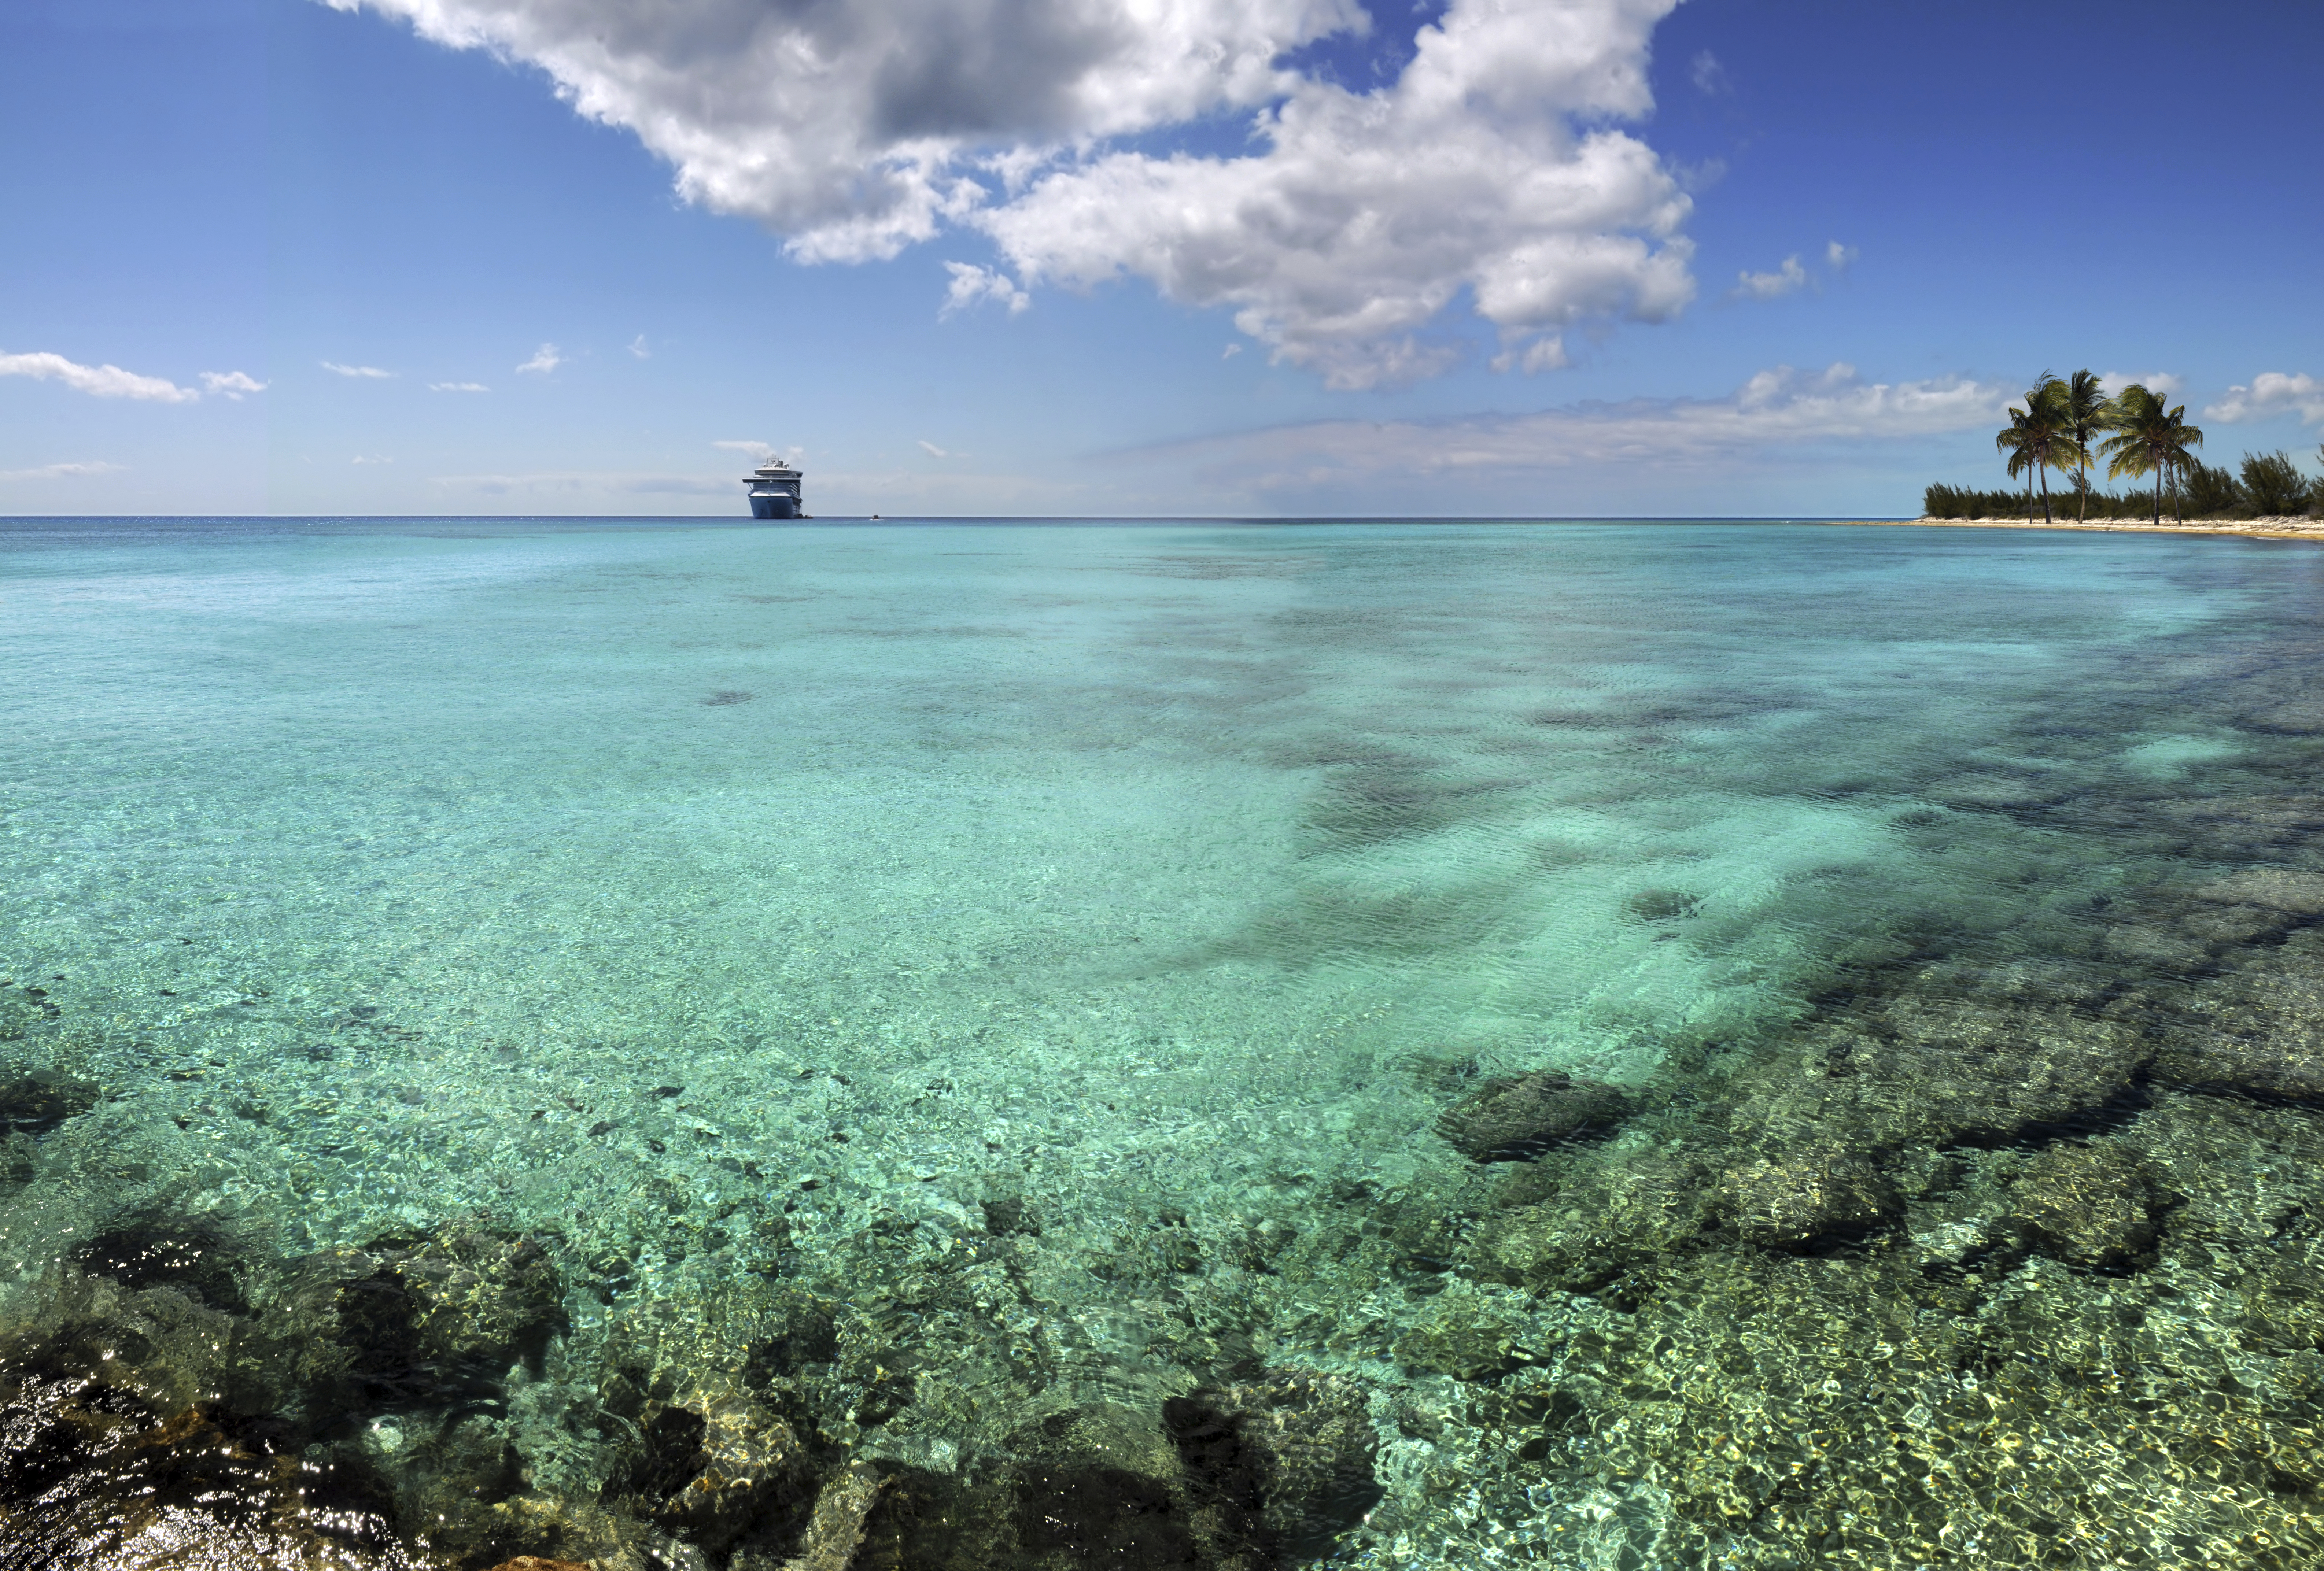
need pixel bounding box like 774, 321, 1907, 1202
743, 455, 805, 518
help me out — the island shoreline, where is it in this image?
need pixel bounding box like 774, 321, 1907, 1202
1821, 515, 2324, 542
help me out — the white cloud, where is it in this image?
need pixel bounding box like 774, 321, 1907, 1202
1689, 49, 1727, 95
428, 381, 491, 392
329, 0, 1696, 389
940, 261, 1029, 318
1222, 343, 1243, 359
0, 460, 126, 481
321, 361, 395, 378
714, 439, 776, 461
918, 439, 960, 458
328, 0, 1363, 262
1489, 336, 1570, 375
2205, 371, 2324, 425
0, 350, 198, 402
629, 334, 651, 358
352, 454, 395, 465
982, 0, 1693, 389
200, 370, 268, 399
516, 343, 563, 374
1139, 362, 2011, 489
1826, 240, 1858, 270
1732, 254, 1807, 300
2099, 370, 2183, 399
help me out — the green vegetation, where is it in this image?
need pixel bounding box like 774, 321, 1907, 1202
2099, 383, 2205, 524
2059, 369, 2109, 524
1993, 371, 2076, 523
1926, 374, 2323, 521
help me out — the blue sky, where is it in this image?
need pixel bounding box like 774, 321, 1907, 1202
3, 0, 2318, 517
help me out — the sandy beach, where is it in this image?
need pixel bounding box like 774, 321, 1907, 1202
1829, 515, 2324, 541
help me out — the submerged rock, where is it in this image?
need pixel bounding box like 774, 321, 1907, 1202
0, 1267, 422, 1569
1434, 1070, 1625, 1162
73, 1215, 251, 1313
2148, 954, 2324, 1101
2009, 1142, 2165, 1270
1723, 1146, 1900, 1251
1467, 1152, 1718, 1295
766, 1460, 886, 1571
0, 1068, 99, 1133
1392, 1286, 1546, 1381
1734, 988, 2151, 1152
333, 1222, 568, 1410
1167, 1370, 1382, 1568
602, 1383, 819, 1554
2238, 1249, 2324, 1355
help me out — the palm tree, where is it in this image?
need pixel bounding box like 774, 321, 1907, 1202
1995, 374, 2074, 524
2098, 385, 2205, 525
2060, 369, 2108, 522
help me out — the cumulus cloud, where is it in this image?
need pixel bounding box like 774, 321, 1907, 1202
629, 334, 650, 358
352, 454, 395, 465
322, 361, 395, 378
0, 350, 198, 402
2205, 372, 2324, 425
0, 460, 126, 481
714, 439, 775, 459
918, 439, 960, 458
328, 0, 1696, 389
1826, 240, 1857, 270
200, 370, 268, 398
940, 261, 1030, 317
1689, 49, 1727, 95
429, 381, 491, 392
982, 0, 1693, 388
1733, 254, 1807, 300
516, 343, 563, 374
1141, 362, 2011, 488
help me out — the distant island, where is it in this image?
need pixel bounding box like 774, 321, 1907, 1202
1919, 369, 2321, 527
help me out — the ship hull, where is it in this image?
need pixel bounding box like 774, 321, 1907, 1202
749, 494, 797, 520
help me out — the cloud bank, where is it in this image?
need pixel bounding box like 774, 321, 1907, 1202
325, 0, 1695, 387
2205, 372, 2324, 425
1139, 362, 2011, 493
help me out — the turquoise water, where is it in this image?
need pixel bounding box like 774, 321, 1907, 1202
5, 519, 2324, 1569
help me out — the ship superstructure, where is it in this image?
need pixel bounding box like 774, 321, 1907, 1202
744, 456, 805, 518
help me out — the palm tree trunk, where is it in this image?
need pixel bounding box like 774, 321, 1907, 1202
2153, 465, 2162, 525
2039, 462, 2052, 524
2077, 452, 2088, 522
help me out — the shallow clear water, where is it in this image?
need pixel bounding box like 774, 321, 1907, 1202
5, 519, 2324, 1570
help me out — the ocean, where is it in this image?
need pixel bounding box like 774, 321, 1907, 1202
5, 516, 2323, 1568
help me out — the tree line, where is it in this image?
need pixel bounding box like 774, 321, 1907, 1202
1923, 369, 2322, 523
